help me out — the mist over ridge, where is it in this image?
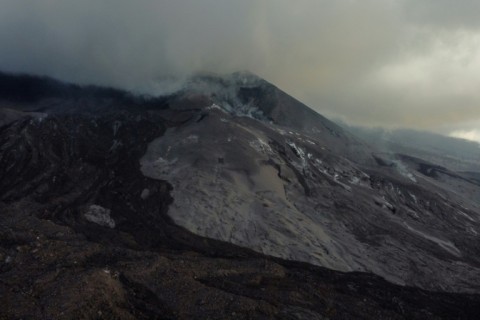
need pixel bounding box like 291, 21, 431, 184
2, 1, 480, 136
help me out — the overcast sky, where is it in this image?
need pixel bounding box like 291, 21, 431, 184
1, 0, 480, 141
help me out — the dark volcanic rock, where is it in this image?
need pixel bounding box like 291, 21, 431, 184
1, 72, 480, 319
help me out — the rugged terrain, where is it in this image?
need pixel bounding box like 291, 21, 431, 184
1, 71, 480, 319
141, 72, 480, 292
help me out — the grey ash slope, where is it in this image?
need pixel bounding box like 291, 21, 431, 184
1, 71, 480, 319
141, 72, 480, 293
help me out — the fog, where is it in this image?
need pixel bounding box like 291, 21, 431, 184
1, 0, 480, 141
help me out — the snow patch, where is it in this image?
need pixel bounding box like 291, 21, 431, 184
374, 196, 395, 211
141, 188, 151, 200
84, 205, 115, 228
249, 138, 272, 154
207, 103, 224, 112
287, 141, 307, 169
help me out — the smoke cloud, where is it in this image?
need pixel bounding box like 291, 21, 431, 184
1, 0, 480, 137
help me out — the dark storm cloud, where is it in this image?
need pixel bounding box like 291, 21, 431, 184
1, 0, 480, 139
0, 0, 271, 88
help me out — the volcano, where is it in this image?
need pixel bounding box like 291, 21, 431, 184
1, 71, 480, 319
